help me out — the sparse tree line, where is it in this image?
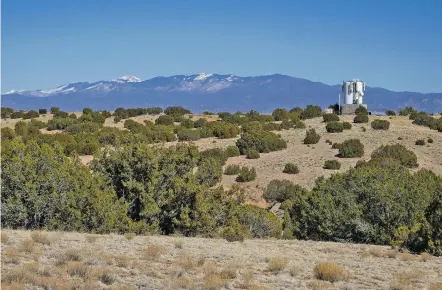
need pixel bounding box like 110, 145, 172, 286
1, 104, 441, 256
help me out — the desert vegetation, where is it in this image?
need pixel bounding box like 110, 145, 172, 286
1, 104, 442, 290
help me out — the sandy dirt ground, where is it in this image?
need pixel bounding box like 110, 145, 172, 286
1, 230, 441, 290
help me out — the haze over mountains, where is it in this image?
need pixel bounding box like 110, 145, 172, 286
3, 73, 441, 113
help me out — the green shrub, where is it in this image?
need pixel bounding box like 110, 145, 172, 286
194, 118, 207, 128
354, 114, 369, 123
339, 139, 364, 158
415, 139, 425, 146
1, 107, 14, 118
331, 143, 342, 150
355, 106, 368, 115
181, 118, 194, 129
263, 179, 307, 203
47, 118, 77, 130
54, 111, 69, 118
428, 138, 433, 144
281, 119, 294, 130
222, 216, 248, 242
210, 122, 240, 139
342, 122, 352, 130
246, 150, 260, 159
224, 164, 241, 175
283, 163, 299, 174
50, 107, 60, 114
226, 145, 240, 157
164, 106, 191, 116
23, 110, 40, 119
197, 127, 214, 138
155, 115, 175, 126
177, 128, 200, 141
236, 131, 286, 154
398, 106, 416, 116
68, 113, 77, 119
200, 148, 228, 166
114, 116, 121, 123
262, 122, 282, 131
242, 121, 263, 133
101, 110, 112, 118
77, 139, 100, 155
29, 119, 47, 129
323, 114, 340, 123
1, 139, 130, 233
146, 107, 163, 115
371, 119, 390, 130
272, 108, 290, 121
371, 144, 418, 168
386, 110, 396, 116
303, 129, 320, 144
236, 167, 256, 182
326, 121, 344, 133
301, 105, 322, 120
1, 127, 16, 140
196, 157, 222, 187
65, 122, 100, 134
323, 160, 341, 170
237, 205, 282, 238
293, 120, 306, 129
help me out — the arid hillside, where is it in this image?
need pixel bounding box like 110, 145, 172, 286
2, 112, 441, 205
1, 230, 441, 290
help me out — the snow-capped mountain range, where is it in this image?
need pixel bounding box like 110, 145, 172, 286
3, 73, 441, 113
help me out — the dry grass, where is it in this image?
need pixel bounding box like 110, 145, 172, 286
313, 261, 347, 282
390, 269, 422, 290
1, 231, 10, 244
66, 261, 90, 278
176, 252, 197, 271
123, 232, 136, 240
420, 252, 432, 262
173, 239, 184, 249
220, 260, 240, 279
2, 230, 441, 290
31, 231, 52, 245
142, 244, 165, 261
85, 235, 99, 243
429, 282, 442, 290
2, 248, 21, 264
115, 255, 131, 268
56, 248, 83, 266
97, 268, 115, 285
399, 252, 418, 262
267, 257, 289, 273
309, 280, 333, 290
17, 239, 36, 253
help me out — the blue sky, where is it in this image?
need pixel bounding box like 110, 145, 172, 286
2, 0, 442, 93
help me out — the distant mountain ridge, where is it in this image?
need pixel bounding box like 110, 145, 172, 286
2, 73, 441, 113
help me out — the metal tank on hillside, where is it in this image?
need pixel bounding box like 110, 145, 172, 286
341, 79, 367, 114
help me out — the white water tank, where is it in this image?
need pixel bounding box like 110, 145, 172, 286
342, 79, 365, 105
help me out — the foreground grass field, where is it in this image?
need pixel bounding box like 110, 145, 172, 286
1, 230, 441, 290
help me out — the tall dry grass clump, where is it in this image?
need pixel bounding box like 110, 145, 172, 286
142, 245, 165, 261
1, 231, 10, 244
267, 257, 288, 273
31, 231, 52, 245
313, 261, 347, 282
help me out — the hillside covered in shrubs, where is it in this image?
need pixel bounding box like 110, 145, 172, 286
1, 105, 441, 256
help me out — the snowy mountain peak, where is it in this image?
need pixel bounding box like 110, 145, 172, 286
117, 75, 142, 83
194, 73, 213, 81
